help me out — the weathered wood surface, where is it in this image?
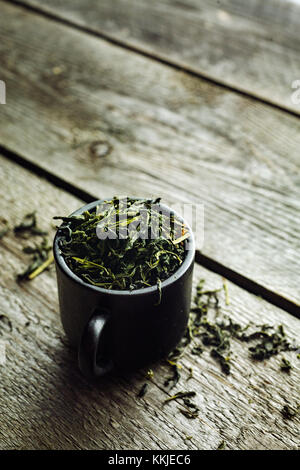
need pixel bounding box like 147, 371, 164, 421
0, 2, 300, 308
11, 0, 300, 114
0, 155, 299, 450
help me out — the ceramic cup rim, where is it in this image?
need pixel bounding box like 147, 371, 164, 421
53, 198, 195, 297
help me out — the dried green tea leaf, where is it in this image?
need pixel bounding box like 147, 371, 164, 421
164, 391, 196, 404
164, 364, 181, 389
178, 407, 198, 419
280, 357, 292, 373
182, 279, 300, 376
281, 404, 299, 420
186, 367, 193, 381
0, 314, 12, 333
146, 369, 154, 380
217, 440, 226, 450
210, 348, 231, 375
14, 212, 47, 237
17, 237, 53, 282
191, 346, 203, 356
137, 383, 149, 398
14, 212, 37, 234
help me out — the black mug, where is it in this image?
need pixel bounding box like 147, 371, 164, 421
53, 199, 195, 379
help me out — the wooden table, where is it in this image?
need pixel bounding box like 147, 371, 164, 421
0, 0, 299, 450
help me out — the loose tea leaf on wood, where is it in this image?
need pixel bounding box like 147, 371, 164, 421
163, 391, 196, 404
164, 363, 181, 389
0, 314, 13, 333
6, 212, 55, 282
217, 440, 226, 450
165, 278, 299, 381
178, 407, 199, 419
280, 357, 292, 373
17, 237, 53, 282
137, 383, 149, 398
14, 212, 47, 237
281, 404, 300, 420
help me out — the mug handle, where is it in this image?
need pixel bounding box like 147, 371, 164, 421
78, 311, 113, 379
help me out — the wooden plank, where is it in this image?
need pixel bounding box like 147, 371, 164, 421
11, 0, 300, 114
0, 155, 299, 450
0, 2, 300, 308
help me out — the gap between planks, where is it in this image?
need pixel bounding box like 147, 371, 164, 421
4, 0, 300, 122
1, 142, 299, 320
1, 0, 299, 306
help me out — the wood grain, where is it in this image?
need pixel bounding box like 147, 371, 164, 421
0, 155, 299, 450
0, 2, 300, 308
10, 0, 300, 114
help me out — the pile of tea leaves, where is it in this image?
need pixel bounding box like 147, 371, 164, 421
55, 197, 189, 292
165, 279, 299, 380
147, 278, 300, 429
0, 212, 54, 281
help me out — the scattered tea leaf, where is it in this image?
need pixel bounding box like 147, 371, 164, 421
210, 348, 231, 375
183, 397, 199, 411
191, 346, 203, 356
146, 369, 154, 380
281, 404, 299, 420
217, 440, 226, 450
280, 357, 292, 373
222, 278, 230, 306
0, 315, 12, 333
14, 212, 47, 237
17, 237, 53, 282
14, 212, 36, 234
241, 324, 297, 361
178, 279, 300, 376
164, 364, 181, 389
137, 383, 149, 398
178, 407, 198, 419
163, 391, 196, 404
187, 367, 193, 381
